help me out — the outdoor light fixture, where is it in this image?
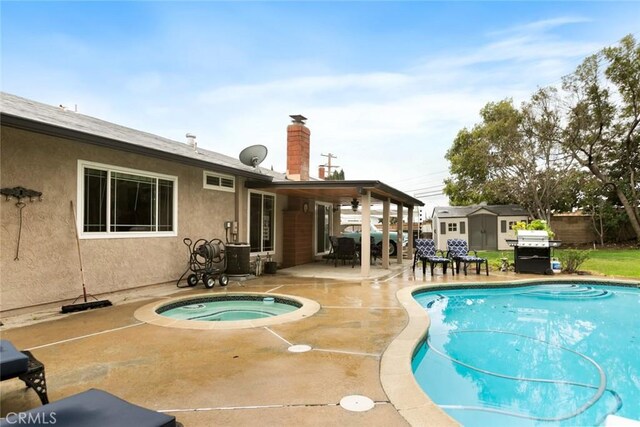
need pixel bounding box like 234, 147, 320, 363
351, 198, 359, 212
0, 186, 43, 202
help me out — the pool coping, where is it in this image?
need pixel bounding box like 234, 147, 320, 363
380, 277, 640, 427
134, 291, 321, 330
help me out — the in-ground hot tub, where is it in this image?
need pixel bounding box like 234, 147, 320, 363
134, 292, 320, 330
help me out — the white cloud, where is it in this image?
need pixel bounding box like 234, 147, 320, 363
140, 16, 599, 198
488, 17, 593, 37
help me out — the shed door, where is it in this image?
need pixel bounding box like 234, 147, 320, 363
469, 214, 497, 250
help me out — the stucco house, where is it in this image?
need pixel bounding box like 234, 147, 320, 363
1, 92, 421, 312
432, 205, 529, 251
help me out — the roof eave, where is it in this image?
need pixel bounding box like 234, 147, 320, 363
1, 113, 273, 182
246, 179, 424, 207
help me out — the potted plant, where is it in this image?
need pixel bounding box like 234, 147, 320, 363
511, 219, 555, 238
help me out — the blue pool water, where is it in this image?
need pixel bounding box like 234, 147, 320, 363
412, 283, 640, 426
158, 295, 300, 321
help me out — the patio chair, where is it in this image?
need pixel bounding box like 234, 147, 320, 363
0, 339, 48, 405
413, 239, 452, 276
360, 236, 383, 264
335, 237, 359, 268
323, 236, 340, 264
0, 388, 177, 427
446, 239, 489, 276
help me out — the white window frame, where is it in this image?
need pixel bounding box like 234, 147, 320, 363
77, 160, 178, 239
247, 190, 276, 254
314, 201, 333, 256
203, 171, 235, 192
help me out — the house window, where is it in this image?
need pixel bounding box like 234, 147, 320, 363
448, 222, 457, 232
203, 171, 235, 192
79, 161, 177, 237
249, 191, 275, 253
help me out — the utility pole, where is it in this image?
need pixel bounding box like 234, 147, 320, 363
320, 153, 339, 177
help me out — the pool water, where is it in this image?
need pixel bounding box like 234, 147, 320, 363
412, 283, 640, 426
158, 296, 299, 321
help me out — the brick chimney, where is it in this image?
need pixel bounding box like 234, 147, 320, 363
318, 166, 326, 180
287, 115, 310, 181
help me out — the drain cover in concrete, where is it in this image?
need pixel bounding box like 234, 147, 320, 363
288, 344, 312, 353
339, 395, 375, 412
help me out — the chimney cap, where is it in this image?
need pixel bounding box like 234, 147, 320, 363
289, 114, 307, 124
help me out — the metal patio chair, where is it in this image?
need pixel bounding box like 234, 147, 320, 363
324, 236, 340, 264
335, 237, 359, 268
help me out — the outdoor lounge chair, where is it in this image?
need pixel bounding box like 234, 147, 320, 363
0, 388, 177, 427
413, 239, 452, 276
446, 239, 489, 275
0, 340, 48, 405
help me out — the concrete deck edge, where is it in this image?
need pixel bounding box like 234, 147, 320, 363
134, 291, 321, 330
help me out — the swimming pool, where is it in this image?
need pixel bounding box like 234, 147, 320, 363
412, 282, 639, 426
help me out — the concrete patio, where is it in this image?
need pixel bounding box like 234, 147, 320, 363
0, 261, 526, 426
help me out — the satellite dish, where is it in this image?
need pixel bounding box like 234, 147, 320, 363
239, 145, 268, 168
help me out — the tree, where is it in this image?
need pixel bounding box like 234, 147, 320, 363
579, 178, 634, 244
561, 34, 640, 240
444, 104, 518, 206
444, 99, 581, 221
326, 169, 345, 180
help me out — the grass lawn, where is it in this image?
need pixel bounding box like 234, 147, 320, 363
477, 248, 640, 279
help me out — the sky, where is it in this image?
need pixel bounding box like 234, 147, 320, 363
2, 1, 639, 216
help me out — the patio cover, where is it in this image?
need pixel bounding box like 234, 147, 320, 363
245, 180, 424, 275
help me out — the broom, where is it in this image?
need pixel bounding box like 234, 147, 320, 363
61, 201, 113, 313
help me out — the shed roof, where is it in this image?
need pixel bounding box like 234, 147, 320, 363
432, 204, 528, 218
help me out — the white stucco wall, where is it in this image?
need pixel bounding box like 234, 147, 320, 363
496, 215, 528, 250
434, 216, 468, 251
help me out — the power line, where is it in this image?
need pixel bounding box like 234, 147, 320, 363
405, 184, 446, 193
414, 190, 445, 197
386, 170, 449, 185
415, 193, 446, 199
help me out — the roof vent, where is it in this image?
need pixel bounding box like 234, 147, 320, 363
185, 133, 197, 150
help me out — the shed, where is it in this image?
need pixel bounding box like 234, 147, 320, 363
432, 205, 529, 251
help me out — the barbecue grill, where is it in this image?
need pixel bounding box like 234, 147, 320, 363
506, 230, 561, 274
